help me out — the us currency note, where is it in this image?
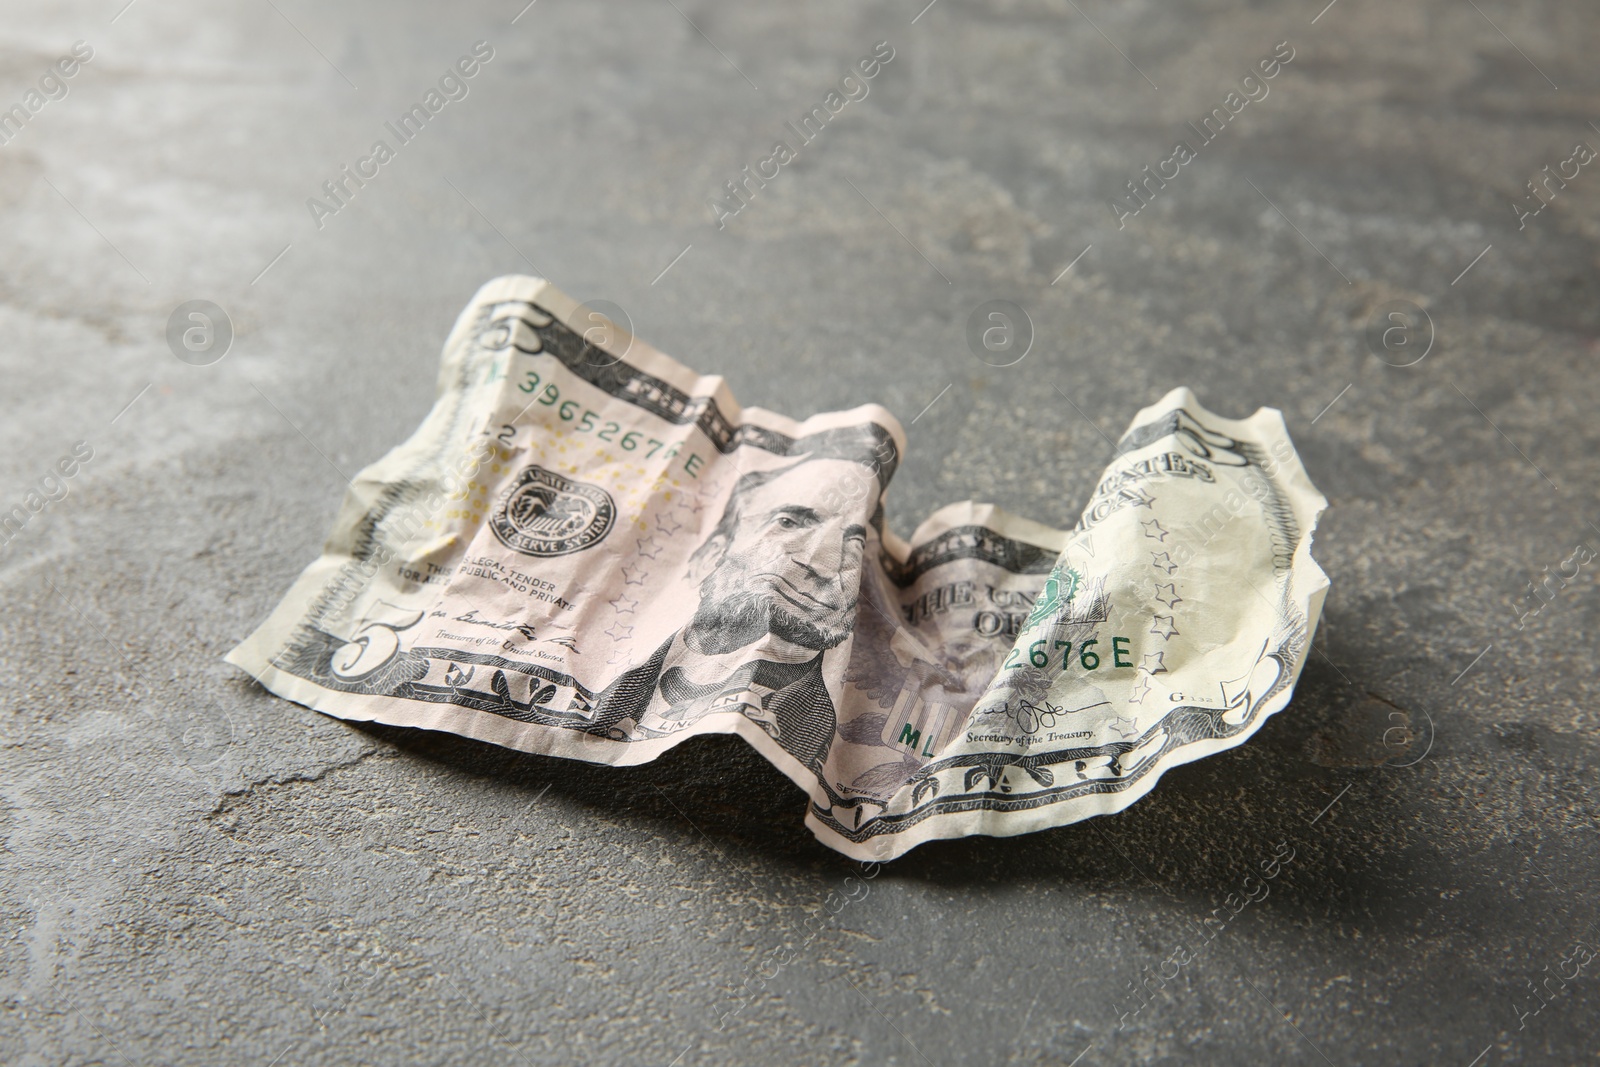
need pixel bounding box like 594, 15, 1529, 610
227, 275, 1329, 860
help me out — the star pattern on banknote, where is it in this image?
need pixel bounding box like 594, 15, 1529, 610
1128, 675, 1151, 704
1141, 650, 1168, 675
1109, 715, 1139, 738
1153, 582, 1182, 609
604, 620, 634, 642
608, 592, 639, 615
1149, 614, 1178, 640
620, 563, 648, 586
655, 511, 683, 536
636, 535, 663, 560
1151, 551, 1178, 574
1128, 488, 1155, 509
1141, 519, 1168, 542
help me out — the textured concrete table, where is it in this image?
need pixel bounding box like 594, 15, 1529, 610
3, 0, 1597, 1063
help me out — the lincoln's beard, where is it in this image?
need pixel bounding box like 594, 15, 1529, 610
686, 567, 856, 655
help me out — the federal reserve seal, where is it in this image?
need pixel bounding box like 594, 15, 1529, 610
491, 465, 616, 557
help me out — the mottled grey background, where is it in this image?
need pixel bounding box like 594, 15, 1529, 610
2, 0, 1597, 1064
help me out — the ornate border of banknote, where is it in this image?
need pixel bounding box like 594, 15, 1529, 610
228, 275, 1329, 860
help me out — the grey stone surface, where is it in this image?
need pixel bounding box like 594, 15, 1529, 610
2, 0, 1597, 1063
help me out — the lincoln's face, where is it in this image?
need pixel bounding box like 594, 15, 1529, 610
689, 459, 873, 653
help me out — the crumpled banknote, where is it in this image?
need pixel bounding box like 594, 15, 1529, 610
227, 275, 1329, 860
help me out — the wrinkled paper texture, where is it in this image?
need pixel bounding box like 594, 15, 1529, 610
228, 275, 1329, 860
